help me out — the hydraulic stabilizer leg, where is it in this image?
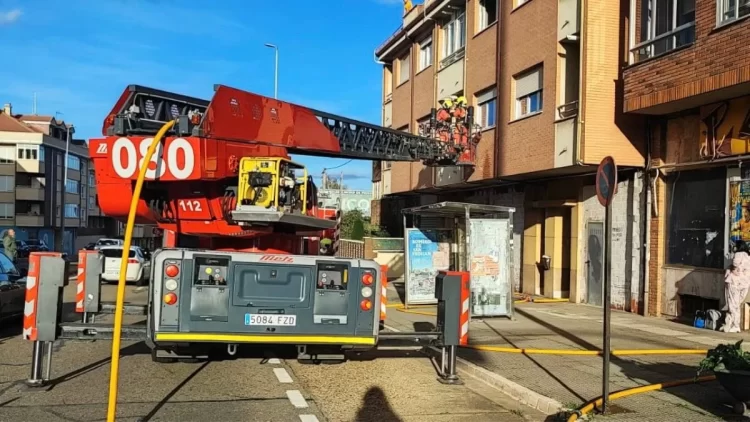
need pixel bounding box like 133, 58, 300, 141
434, 270, 470, 385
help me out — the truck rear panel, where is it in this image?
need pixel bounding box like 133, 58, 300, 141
149, 249, 381, 347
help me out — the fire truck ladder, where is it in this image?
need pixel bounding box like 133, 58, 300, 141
104, 84, 454, 164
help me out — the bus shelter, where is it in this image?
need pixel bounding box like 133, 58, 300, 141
402, 201, 516, 318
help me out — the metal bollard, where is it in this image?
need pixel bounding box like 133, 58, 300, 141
434, 270, 470, 385
25, 341, 45, 387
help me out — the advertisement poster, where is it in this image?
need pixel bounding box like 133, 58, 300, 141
469, 219, 511, 317
405, 229, 451, 305
729, 181, 750, 248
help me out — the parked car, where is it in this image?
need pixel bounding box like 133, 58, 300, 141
99, 245, 151, 286
94, 238, 124, 250
15, 241, 29, 258
0, 252, 27, 322
25, 239, 49, 253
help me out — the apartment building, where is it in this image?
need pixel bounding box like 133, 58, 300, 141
373, 0, 647, 310
623, 0, 750, 320
0, 103, 159, 255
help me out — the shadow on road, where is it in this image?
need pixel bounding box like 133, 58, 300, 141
354, 386, 402, 422
139, 361, 210, 422
46, 341, 150, 391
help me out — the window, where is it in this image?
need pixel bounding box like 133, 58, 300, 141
634, 0, 695, 63
0, 176, 13, 192
0, 204, 14, 219
16, 145, 38, 160
64, 204, 79, 218
719, 0, 750, 24
39, 146, 45, 162
66, 179, 80, 194
67, 155, 80, 171
398, 52, 411, 84
0, 147, 13, 164
56, 154, 61, 165
89, 171, 96, 186
475, 88, 497, 129
514, 66, 544, 119
442, 11, 466, 60
89, 196, 96, 209
667, 168, 726, 269
419, 36, 433, 71
478, 0, 497, 31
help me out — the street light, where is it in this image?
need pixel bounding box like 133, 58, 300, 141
60, 123, 73, 256
264, 43, 278, 99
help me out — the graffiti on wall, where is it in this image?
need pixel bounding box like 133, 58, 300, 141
700, 96, 750, 160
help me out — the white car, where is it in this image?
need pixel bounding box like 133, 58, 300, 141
94, 238, 124, 250
99, 245, 151, 285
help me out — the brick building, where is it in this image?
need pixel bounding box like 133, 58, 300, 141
624, 0, 750, 320
372, 0, 646, 309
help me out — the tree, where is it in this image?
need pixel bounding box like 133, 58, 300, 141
325, 177, 348, 190
340, 209, 365, 240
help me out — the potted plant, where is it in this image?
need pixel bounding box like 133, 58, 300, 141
697, 340, 750, 414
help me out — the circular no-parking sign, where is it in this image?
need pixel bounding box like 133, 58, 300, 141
596, 156, 617, 207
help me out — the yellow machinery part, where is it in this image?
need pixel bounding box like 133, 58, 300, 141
237, 157, 309, 213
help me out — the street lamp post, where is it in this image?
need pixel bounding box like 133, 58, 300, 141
60, 124, 72, 256
264, 43, 278, 99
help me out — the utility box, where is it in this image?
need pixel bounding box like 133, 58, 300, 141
24, 253, 67, 342
435, 271, 470, 346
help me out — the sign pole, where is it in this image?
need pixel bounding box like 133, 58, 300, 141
603, 200, 612, 414
595, 156, 617, 415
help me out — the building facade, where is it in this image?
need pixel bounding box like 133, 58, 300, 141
623, 0, 750, 319
373, 0, 647, 311
0, 104, 159, 255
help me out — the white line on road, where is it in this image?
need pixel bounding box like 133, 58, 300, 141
274, 367, 293, 383
299, 415, 319, 422
268, 358, 281, 364
286, 390, 309, 408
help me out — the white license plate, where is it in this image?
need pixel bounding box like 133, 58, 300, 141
244, 314, 297, 326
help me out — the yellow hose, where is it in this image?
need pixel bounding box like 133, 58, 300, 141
107, 120, 175, 422
386, 305, 708, 356
567, 375, 716, 421
466, 344, 707, 356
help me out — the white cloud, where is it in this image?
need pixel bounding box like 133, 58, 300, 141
0, 8, 21, 25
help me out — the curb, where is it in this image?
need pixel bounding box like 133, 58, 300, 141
384, 324, 563, 416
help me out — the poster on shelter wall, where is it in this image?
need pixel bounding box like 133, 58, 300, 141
469, 219, 512, 317
404, 229, 451, 305
729, 181, 750, 248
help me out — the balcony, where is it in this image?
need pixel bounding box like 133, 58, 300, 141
16, 186, 44, 201
437, 53, 464, 99
16, 159, 44, 174
16, 214, 44, 227
554, 101, 579, 168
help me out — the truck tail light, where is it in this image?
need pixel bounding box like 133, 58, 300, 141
360, 299, 372, 311
165, 264, 180, 277
127, 259, 138, 264
164, 292, 178, 305
361, 272, 373, 286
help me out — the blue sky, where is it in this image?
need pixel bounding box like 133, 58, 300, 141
0, 0, 406, 190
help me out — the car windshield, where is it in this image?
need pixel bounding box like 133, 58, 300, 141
101, 249, 136, 258
99, 240, 120, 246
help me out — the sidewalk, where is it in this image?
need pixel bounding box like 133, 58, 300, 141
384, 279, 750, 421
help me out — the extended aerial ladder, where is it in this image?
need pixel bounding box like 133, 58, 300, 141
89, 84, 477, 251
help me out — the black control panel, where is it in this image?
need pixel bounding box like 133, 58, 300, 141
193, 256, 230, 286
316, 262, 349, 291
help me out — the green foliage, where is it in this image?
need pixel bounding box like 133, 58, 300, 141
351, 218, 366, 240
697, 340, 750, 376
340, 209, 364, 240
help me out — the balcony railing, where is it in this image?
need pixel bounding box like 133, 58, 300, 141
557, 100, 579, 120
630, 22, 695, 64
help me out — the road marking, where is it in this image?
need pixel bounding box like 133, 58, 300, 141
268, 358, 281, 364
286, 390, 309, 408
274, 367, 293, 383
299, 415, 319, 422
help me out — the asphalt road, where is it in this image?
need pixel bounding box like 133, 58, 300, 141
0, 282, 540, 422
